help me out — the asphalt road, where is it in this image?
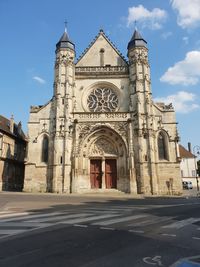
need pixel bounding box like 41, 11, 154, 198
0, 192, 200, 267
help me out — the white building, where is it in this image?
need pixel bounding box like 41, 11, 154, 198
179, 144, 197, 188
24, 28, 182, 195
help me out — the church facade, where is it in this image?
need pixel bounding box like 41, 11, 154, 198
24, 28, 182, 195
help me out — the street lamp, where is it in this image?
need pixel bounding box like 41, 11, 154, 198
193, 145, 200, 192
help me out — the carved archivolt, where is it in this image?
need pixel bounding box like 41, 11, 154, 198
75, 123, 128, 158
77, 122, 128, 143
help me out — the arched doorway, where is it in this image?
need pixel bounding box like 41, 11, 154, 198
75, 125, 129, 192
90, 158, 117, 189
89, 137, 118, 189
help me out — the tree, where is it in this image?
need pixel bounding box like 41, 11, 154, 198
197, 160, 200, 176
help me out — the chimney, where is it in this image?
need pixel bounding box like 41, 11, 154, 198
188, 142, 192, 152
10, 115, 14, 133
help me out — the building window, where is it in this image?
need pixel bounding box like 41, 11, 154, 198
87, 87, 118, 112
158, 132, 168, 160
41, 135, 49, 163
99, 48, 105, 66
192, 170, 196, 177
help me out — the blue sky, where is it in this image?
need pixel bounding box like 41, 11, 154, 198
0, 0, 200, 150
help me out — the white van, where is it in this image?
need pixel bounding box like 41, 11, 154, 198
182, 181, 193, 189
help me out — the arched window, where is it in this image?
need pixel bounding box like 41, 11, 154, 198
158, 132, 168, 160
99, 48, 105, 66
41, 135, 49, 163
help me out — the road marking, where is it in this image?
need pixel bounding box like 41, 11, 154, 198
26, 213, 91, 223
128, 216, 172, 227
81, 208, 117, 213
129, 229, 144, 233
162, 217, 200, 229
74, 224, 88, 228
100, 227, 115, 231
161, 233, 176, 237
143, 255, 163, 266
0, 211, 13, 215
61, 214, 119, 224
0, 222, 51, 227
92, 214, 148, 226
0, 212, 62, 223
0, 212, 29, 219
0, 229, 26, 235
192, 237, 200, 240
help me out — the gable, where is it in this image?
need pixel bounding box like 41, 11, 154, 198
179, 144, 195, 159
76, 31, 127, 67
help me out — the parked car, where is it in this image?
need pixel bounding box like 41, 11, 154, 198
182, 181, 193, 189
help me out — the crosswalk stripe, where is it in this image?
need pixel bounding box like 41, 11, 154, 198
61, 214, 120, 224
85, 206, 147, 211
128, 216, 172, 227
26, 213, 92, 223
81, 208, 118, 213
92, 214, 148, 226
0, 211, 13, 215
0, 212, 29, 219
162, 217, 200, 229
0, 212, 62, 223
0, 222, 52, 227
0, 229, 26, 235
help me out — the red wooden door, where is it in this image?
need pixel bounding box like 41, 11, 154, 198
105, 159, 117, 189
90, 160, 102, 189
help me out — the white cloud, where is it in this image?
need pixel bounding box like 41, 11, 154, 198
160, 51, 200, 85
171, 0, 200, 29
161, 31, 172, 40
154, 91, 199, 113
127, 5, 167, 30
33, 76, 46, 84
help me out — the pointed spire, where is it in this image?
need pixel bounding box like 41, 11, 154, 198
127, 29, 147, 50
134, 20, 137, 31
64, 20, 67, 33
99, 28, 104, 34
56, 22, 75, 51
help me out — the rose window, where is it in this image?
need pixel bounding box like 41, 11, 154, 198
87, 88, 118, 112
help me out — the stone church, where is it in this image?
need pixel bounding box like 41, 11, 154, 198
24, 28, 182, 195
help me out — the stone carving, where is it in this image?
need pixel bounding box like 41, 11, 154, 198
77, 122, 128, 156
130, 48, 148, 64
75, 66, 128, 74
165, 103, 173, 110
87, 88, 118, 112
113, 122, 128, 138
145, 95, 150, 104
78, 123, 96, 140
90, 138, 117, 156
55, 52, 74, 66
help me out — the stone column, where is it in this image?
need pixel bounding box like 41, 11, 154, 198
102, 158, 106, 190
128, 120, 137, 194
